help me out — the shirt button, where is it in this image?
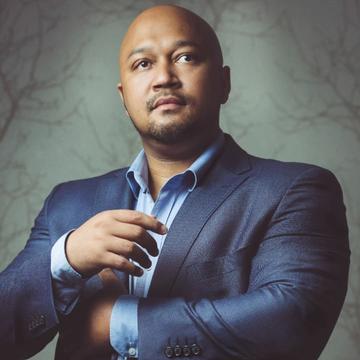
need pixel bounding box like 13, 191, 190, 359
128, 347, 136, 356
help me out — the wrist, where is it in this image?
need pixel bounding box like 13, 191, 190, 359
87, 289, 119, 351
65, 230, 91, 278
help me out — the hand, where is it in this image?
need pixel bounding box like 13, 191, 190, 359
66, 210, 167, 277
57, 269, 126, 360
61, 288, 119, 360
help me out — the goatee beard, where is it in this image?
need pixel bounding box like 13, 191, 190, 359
131, 113, 200, 144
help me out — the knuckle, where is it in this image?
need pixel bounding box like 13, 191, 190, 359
131, 212, 143, 223
98, 210, 114, 222
152, 218, 160, 227
97, 254, 108, 269
93, 217, 107, 229
115, 257, 127, 268
97, 210, 109, 219
93, 228, 105, 241
98, 248, 108, 262
125, 242, 136, 255
133, 225, 145, 239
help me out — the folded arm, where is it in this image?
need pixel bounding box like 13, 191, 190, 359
65, 167, 349, 359
137, 167, 349, 360
0, 188, 60, 358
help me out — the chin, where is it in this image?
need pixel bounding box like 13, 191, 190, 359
145, 120, 199, 144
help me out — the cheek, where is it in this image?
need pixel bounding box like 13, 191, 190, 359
185, 68, 219, 101
122, 75, 150, 102
122, 85, 146, 114
122, 92, 144, 122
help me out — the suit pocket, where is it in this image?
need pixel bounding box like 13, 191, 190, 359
186, 245, 254, 282
179, 246, 255, 299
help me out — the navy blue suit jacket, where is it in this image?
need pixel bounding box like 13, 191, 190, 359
0, 134, 350, 359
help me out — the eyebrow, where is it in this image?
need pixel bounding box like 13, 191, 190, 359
127, 40, 200, 60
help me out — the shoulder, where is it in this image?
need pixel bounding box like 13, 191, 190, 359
245, 154, 344, 209
218, 134, 343, 203
223, 133, 340, 190
45, 167, 129, 211
249, 154, 340, 188
52, 167, 128, 193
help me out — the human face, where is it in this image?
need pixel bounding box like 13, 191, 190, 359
118, 10, 230, 145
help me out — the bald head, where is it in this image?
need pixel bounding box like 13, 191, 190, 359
119, 5, 223, 73
117, 4, 231, 148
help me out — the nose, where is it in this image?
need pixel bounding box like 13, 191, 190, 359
152, 60, 180, 90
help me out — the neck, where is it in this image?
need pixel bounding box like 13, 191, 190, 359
142, 129, 220, 199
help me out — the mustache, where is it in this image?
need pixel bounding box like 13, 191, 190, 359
146, 92, 188, 111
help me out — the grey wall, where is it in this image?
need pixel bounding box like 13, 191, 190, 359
1, 0, 359, 359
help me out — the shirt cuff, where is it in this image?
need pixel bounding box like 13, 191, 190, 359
110, 295, 140, 359
50, 230, 88, 315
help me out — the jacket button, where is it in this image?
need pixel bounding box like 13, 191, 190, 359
174, 344, 182, 357
164, 345, 174, 358
191, 343, 201, 356
182, 345, 191, 357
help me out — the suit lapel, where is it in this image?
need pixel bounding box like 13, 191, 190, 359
148, 135, 252, 297
93, 170, 135, 213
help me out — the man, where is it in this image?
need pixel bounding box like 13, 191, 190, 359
0, 4, 350, 360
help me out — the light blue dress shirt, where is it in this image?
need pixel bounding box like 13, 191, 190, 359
51, 132, 224, 359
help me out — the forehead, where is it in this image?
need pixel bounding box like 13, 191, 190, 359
120, 14, 205, 60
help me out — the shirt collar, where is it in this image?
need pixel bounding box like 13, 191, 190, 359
126, 149, 149, 198
126, 131, 225, 199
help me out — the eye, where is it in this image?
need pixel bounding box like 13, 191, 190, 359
134, 60, 151, 70
177, 54, 194, 63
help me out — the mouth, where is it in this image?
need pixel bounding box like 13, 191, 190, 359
152, 96, 186, 110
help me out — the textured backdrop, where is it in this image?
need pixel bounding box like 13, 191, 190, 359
0, 1, 359, 359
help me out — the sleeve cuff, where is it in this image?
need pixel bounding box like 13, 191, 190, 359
110, 295, 140, 359
50, 230, 87, 314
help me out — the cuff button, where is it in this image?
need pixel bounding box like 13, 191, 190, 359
183, 345, 191, 357
191, 343, 201, 356
128, 347, 136, 357
174, 344, 182, 357
164, 345, 174, 358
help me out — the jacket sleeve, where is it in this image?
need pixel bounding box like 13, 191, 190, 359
137, 167, 350, 360
0, 187, 60, 358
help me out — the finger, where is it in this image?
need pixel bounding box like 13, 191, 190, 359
109, 222, 159, 256
98, 268, 122, 286
106, 237, 152, 269
103, 253, 144, 277
109, 209, 167, 234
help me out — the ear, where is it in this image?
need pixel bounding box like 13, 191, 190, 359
117, 83, 130, 117
220, 66, 231, 104
117, 82, 124, 102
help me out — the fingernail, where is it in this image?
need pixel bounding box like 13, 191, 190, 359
151, 248, 159, 257
161, 224, 168, 234
136, 267, 144, 276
